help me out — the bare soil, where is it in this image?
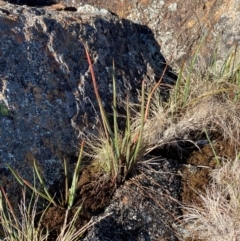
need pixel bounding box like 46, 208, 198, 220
180, 137, 236, 241
181, 138, 236, 207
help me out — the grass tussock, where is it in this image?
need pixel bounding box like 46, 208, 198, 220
7, 141, 84, 210
0, 187, 49, 241
141, 44, 240, 239
84, 46, 148, 185
181, 156, 240, 241
1, 142, 94, 241
142, 45, 240, 154
0, 186, 98, 241
167, 45, 240, 240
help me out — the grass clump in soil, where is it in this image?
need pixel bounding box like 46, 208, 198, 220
142, 43, 240, 158
0, 187, 49, 241
84, 46, 149, 186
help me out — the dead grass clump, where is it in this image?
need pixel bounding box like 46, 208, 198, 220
143, 80, 240, 154
0, 187, 49, 241
181, 156, 240, 241
169, 44, 240, 240
142, 45, 240, 153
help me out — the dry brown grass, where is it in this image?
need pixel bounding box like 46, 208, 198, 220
181, 156, 240, 241
142, 61, 240, 154
165, 46, 240, 241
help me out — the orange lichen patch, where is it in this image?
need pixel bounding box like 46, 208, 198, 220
187, 19, 196, 28
115, 2, 132, 18
194, 0, 231, 30
45, 3, 66, 11
121, 196, 129, 205
179, 0, 229, 33
139, 0, 152, 6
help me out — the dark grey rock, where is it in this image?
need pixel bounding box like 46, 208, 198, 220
0, 3, 175, 195
82, 158, 181, 241
1, 0, 59, 6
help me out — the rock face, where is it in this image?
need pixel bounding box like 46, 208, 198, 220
63, 0, 240, 68
0, 2, 174, 190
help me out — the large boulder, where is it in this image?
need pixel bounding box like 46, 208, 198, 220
63, 0, 240, 68
0, 2, 174, 190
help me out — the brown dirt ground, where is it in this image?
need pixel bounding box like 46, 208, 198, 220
181, 138, 236, 206
180, 137, 237, 241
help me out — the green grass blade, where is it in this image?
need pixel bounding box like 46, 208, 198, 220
7, 164, 56, 206
174, 61, 185, 104
84, 46, 119, 178
133, 81, 145, 162
112, 59, 120, 162
125, 81, 145, 175
68, 141, 84, 209
183, 34, 208, 107
123, 96, 131, 164
84, 45, 113, 138
234, 67, 240, 101
63, 159, 69, 206
22, 179, 56, 205
204, 129, 220, 166
33, 160, 56, 206
6, 164, 24, 186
